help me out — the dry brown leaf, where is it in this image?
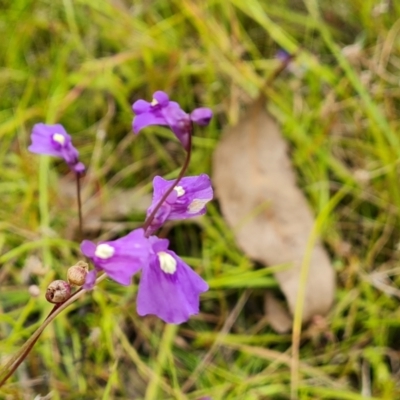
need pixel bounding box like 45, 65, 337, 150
213, 100, 335, 326
264, 291, 292, 333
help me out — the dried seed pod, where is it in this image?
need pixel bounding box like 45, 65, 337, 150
45, 280, 71, 304
67, 260, 89, 286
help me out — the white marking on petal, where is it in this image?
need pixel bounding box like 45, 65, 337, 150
158, 251, 177, 274
187, 199, 208, 214
52, 133, 66, 146
95, 244, 115, 259
174, 186, 185, 197
151, 98, 158, 106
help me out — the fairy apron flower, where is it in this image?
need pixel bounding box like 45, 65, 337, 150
132, 90, 212, 150
137, 236, 209, 324
28, 123, 85, 173
80, 228, 150, 288
145, 174, 213, 235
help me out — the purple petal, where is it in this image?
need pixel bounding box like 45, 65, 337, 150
162, 105, 191, 149
60, 145, 79, 166
171, 127, 190, 150
170, 175, 213, 219
176, 174, 213, 194
190, 108, 213, 126
132, 113, 168, 134
147, 175, 213, 222
73, 162, 86, 174
29, 123, 85, 172
152, 91, 169, 106
29, 123, 69, 157
148, 236, 169, 253
137, 249, 208, 324
101, 257, 139, 285
276, 49, 291, 61
152, 175, 170, 196
81, 229, 150, 286
81, 240, 96, 258
83, 270, 97, 290
131, 91, 212, 151
132, 99, 152, 114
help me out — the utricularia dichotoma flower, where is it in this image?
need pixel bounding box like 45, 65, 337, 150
80, 229, 150, 288
29, 90, 212, 325
132, 90, 212, 150
81, 230, 209, 324
145, 174, 213, 235
28, 123, 85, 173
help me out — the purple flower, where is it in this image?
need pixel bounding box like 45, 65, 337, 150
28, 123, 85, 173
137, 236, 208, 324
132, 91, 213, 150
145, 174, 213, 235
83, 270, 97, 290
80, 229, 209, 323
80, 229, 150, 288
276, 49, 292, 62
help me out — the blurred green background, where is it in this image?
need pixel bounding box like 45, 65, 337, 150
2, 0, 400, 399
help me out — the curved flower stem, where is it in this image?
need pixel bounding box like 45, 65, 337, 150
142, 127, 193, 235
0, 273, 107, 387
76, 172, 83, 240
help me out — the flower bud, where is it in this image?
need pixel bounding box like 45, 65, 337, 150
67, 260, 89, 286
28, 284, 40, 297
45, 280, 71, 304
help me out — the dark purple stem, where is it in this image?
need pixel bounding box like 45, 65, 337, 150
0, 302, 60, 386
0, 288, 85, 387
76, 172, 83, 239
142, 126, 193, 235
0, 335, 41, 386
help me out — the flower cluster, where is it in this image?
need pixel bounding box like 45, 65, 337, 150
30, 91, 213, 324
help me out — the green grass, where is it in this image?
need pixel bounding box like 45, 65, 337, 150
2, 0, 400, 398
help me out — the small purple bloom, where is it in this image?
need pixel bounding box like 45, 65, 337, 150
83, 270, 97, 290
28, 123, 85, 173
132, 91, 213, 150
80, 228, 150, 288
190, 107, 213, 126
137, 236, 208, 324
145, 174, 213, 235
276, 49, 292, 62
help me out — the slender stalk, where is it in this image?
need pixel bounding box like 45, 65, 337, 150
142, 128, 193, 234
76, 172, 83, 239
39, 156, 52, 267
259, 49, 299, 104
